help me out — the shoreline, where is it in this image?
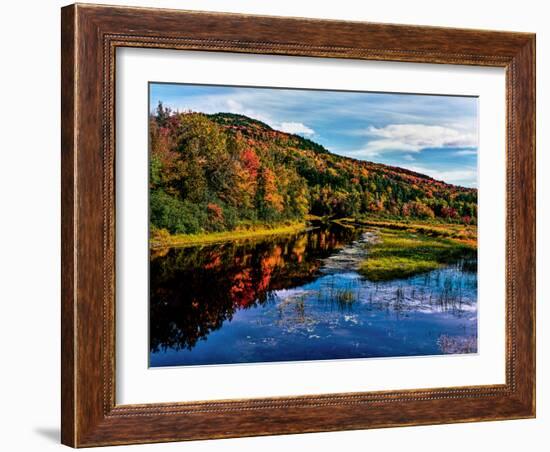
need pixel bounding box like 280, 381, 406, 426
336, 217, 477, 250
150, 216, 477, 253
150, 222, 309, 249
358, 226, 476, 281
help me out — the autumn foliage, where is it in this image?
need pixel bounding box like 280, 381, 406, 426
149, 103, 477, 235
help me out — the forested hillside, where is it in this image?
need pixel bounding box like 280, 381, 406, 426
149, 103, 477, 236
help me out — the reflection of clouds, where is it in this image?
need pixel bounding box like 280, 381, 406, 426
150, 226, 354, 353
275, 290, 318, 332
438, 335, 477, 354
358, 264, 478, 315
150, 225, 478, 365
321, 231, 376, 273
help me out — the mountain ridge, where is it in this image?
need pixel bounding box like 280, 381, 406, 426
149, 105, 477, 236
207, 112, 475, 191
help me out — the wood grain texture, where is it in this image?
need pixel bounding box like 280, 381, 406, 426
60, 5, 76, 447
60, 3, 536, 447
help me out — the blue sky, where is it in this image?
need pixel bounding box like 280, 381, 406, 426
150, 83, 478, 187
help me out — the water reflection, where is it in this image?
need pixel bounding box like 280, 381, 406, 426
150, 225, 361, 353
149, 225, 477, 366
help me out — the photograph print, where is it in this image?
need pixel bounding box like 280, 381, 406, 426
148, 83, 478, 367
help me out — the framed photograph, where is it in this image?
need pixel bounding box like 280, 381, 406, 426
61, 3, 535, 447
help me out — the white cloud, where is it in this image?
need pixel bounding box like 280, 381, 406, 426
162, 93, 317, 136
407, 165, 477, 187
221, 99, 275, 126
403, 154, 415, 162
278, 122, 315, 136
166, 94, 276, 127
454, 149, 478, 156
357, 124, 477, 156
225, 99, 243, 111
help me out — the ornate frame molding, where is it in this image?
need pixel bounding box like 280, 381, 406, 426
62, 4, 535, 447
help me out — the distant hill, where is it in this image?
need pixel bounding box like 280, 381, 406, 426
149, 103, 477, 235
209, 112, 330, 155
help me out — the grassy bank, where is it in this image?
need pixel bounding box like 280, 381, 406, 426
359, 226, 476, 282
339, 216, 477, 247
150, 221, 307, 249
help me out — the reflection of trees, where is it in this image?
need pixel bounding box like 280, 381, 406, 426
150, 225, 359, 352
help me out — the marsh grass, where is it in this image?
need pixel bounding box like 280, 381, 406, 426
316, 277, 360, 311
150, 221, 307, 248
359, 228, 476, 282
336, 289, 356, 304
437, 334, 477, 354
276, 294, 315, 328
340, 217, 477, 248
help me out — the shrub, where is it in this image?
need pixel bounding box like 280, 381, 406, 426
150, 189, 207, 234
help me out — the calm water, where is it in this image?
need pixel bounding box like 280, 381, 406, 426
149, 224, 477, 367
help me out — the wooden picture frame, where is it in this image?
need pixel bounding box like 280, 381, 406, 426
61, 3, 535, 447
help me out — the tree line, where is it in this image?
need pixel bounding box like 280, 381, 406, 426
149, 103, 477, 235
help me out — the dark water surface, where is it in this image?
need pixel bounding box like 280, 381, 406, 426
149, 224, 477, 367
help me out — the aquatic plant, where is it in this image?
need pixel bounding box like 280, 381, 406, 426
359, 228, 476, 282
334, 289, 358, 310
437, 335, 477, 354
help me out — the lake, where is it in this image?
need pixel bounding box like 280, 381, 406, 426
149, 224, 477, 367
